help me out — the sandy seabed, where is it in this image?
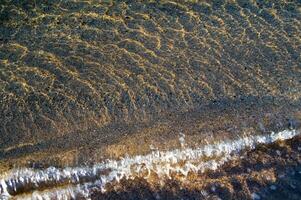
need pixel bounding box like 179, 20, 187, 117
0, 0, 301, 199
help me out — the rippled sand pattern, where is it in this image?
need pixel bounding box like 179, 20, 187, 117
0, 1, 300, 152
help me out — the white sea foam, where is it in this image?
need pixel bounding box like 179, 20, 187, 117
0, 129, 299, 200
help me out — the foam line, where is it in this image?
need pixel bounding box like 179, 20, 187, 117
0, 129, 299, 200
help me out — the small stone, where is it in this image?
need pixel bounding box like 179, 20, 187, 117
278, 174, 285, 178
201, 190, 208, 196
251, 192, 261, 200
276, 150, 281, 156
270, 185, 277, 190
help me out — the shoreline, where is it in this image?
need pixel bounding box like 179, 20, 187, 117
0, 0, 300, 199
1, 128, 301, 199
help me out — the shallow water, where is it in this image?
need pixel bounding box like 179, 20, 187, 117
1, 0, 300, 148
0, 0, 301, 199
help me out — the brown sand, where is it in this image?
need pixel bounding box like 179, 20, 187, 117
0, 0, 300, 199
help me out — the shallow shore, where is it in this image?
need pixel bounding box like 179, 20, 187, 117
0, 97, 300, 171
0, 104, 300, 199
0, 0, 300, 199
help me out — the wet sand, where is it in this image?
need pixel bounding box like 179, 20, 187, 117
0, 0, 301, 199
90, 135, 301, 200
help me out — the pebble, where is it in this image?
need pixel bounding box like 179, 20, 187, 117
278, 174, 285, 178
201, 190, 208, 197
270, 185, 277, 190
251, 192, 261, 200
